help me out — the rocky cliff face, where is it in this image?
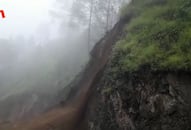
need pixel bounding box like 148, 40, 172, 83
87, 0, 191, 129
88, 64, 191, 130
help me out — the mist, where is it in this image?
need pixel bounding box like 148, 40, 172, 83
0, 0, 129, 121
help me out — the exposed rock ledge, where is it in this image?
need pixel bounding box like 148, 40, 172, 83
88, 67, 191, 130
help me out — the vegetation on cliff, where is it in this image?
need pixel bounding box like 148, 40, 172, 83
115, 0, 191, 71
88, 1, 191, 130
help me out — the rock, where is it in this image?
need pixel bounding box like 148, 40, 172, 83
87, 69, 191, 130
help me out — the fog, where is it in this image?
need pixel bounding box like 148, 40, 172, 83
0, 0, 49, 38
0, 0, 77, 95
0, 0, 129, 121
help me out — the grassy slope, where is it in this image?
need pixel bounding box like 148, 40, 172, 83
115, 0, 191, 71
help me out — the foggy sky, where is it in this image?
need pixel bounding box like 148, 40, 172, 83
0, 0, 73, 39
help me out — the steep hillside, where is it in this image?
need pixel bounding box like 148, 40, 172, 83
87, 0, 191, 130
0, 0, 191, 130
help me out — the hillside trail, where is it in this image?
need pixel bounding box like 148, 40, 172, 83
1, 16, 132, 130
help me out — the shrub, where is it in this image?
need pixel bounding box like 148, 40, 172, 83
115, 0, 191, 71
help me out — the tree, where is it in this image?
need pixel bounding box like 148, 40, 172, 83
55, 0, 129, 52
88, 0, 94, 52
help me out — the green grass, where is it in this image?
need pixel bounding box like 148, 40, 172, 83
115, 0, 191, 71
